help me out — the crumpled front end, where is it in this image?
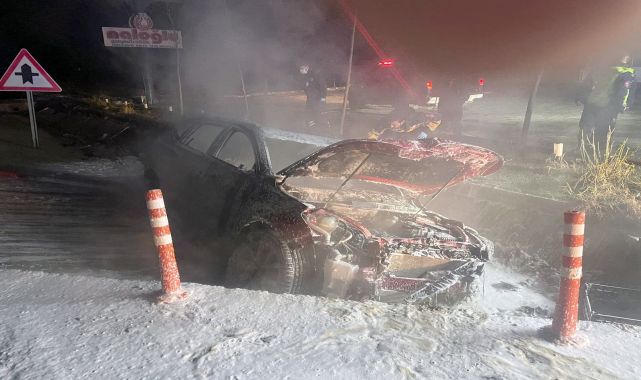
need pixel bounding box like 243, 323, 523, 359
302, 208, 492, 304
281, 138, 501, 304
378, 255, 486, 304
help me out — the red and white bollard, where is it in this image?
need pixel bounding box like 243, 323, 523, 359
551, 210, 585, 341
146, 189, 187, 303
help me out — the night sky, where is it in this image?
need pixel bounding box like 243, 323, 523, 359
1, 0, 640, 96
347, 0, 641, 74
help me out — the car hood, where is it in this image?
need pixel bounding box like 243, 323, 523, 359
279, 138, 502, 195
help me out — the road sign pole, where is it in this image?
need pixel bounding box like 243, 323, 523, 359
26, 91, 39, 148
32, 93, 40, 146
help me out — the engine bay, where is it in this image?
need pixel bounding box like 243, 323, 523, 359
284, 176, 492, 303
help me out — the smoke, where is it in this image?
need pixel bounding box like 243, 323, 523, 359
178, 0, 349, 108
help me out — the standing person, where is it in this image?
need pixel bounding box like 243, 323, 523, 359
299, 64, 327, 130
578, 56, 635, 149
438, 78, 468, 138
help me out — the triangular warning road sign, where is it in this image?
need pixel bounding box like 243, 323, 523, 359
0, 49, 61, 92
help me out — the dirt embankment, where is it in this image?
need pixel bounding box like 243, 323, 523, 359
0, 96, 171, 171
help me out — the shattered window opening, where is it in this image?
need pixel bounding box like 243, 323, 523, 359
217, 131, 256, 172
182, 124, 225, 155
265, 138, 323, 172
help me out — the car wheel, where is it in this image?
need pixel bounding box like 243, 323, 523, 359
225, 228, 307, 294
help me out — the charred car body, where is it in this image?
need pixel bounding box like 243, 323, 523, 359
143, 117, 502, 303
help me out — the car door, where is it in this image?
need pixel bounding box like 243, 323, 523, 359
205, 128, 260, 235
146, 120, 192, 200
165, 123, 228, 227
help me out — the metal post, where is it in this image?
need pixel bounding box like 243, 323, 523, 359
239, 66, 250, 120
223, 0, 250, 121
142, 49, 155, 105
175, 43, 184, 115
166, 3, 184, 116
26, 91, 39, 148
340, 15, 357, 137
521, 69, 544, 145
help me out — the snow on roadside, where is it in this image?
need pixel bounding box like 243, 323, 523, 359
1, 267, 640, 380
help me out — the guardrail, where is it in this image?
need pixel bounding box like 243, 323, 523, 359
583, 283, 641, 326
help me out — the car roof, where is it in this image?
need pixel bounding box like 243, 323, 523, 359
181, 115, 260, 135
261, 128, 337, 147
180, 115, 339, 175
182, 115, 337, 147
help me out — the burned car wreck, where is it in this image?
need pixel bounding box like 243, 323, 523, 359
143, 117, 502, 304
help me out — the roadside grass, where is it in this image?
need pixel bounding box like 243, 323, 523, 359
87, 95, 110, 110
87, 95, 136, 114
567, 132, 641, 217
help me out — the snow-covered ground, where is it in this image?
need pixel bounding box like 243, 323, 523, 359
1, 264, 640, 379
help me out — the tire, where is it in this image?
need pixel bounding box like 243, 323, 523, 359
224, 228, 309, 294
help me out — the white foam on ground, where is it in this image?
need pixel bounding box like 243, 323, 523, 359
1, 267, 639, 379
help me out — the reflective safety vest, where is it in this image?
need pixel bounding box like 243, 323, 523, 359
615, 66, 635, 74
615, 66, 635, 107
586, 66, 635, 109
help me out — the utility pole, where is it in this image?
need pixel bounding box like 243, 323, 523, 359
340, 15, 357, 136
521, 69, 544, 145
223, 0, 250, 121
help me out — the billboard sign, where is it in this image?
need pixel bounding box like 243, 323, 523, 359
102, 27, 182, 48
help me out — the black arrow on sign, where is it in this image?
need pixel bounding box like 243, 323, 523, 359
15, 63, 39, 84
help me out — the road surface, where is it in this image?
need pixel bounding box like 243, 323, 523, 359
0, 163, 157, 280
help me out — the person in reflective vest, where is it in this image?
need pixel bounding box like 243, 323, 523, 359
577, 56, 635, 149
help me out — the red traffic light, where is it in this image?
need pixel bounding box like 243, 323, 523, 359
378, 59, 394, 67
426, 80, 433, 90
479, 78, 485, 86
